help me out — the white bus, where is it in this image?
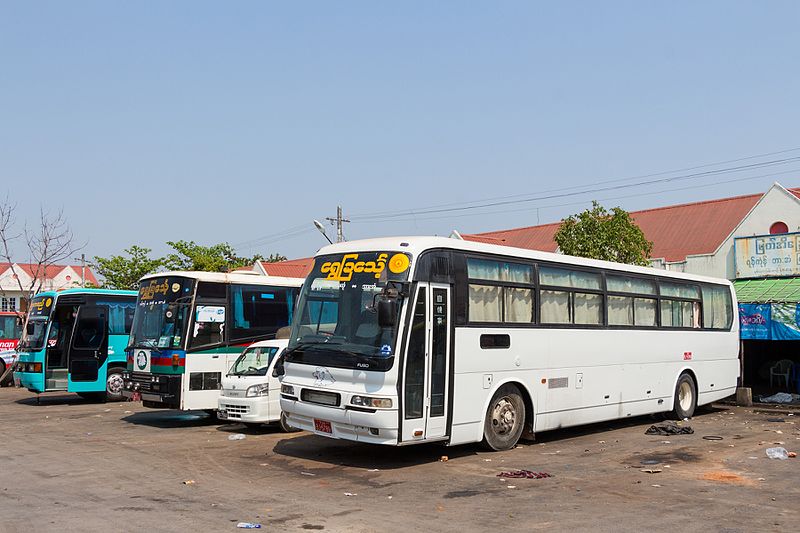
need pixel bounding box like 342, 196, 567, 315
122, 271, 303, 411
279, 237, 739, 451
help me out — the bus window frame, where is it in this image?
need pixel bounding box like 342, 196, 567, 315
451, 250, 732, 333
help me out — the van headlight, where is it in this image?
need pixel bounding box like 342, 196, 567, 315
281, 384, 295, 396
351, 395, 393, 408
246, 383, 269, 397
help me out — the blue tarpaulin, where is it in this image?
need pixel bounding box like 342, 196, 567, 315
739, 303, 800, 340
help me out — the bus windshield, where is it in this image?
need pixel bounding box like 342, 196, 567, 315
286, 251, 411, 371
18, 295, 54, 351
229, 346, 282, 376
129, 277, 194, 350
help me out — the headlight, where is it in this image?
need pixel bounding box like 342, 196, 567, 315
281, 384, 295, 396
351, 395, 393, 408
246, 383, 270, 397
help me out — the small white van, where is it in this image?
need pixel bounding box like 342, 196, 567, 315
217, 339, 296, 431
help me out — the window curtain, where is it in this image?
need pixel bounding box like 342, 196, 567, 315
504, 288, 533, 323
574, 292, 602, 324
469, 285, 501, 322
541, 290, 570, 323
608, 296, 633, 325
634, 298, 657, 326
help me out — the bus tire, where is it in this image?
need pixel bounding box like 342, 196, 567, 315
0, 363, 12, 387
279, 412, 300, 433
482, 384, 526, 451
670, 373, 697, 420
104, 367, 126, 402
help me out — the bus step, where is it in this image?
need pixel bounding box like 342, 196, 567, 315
45, 379, 67, 390
45, 368, 68, 380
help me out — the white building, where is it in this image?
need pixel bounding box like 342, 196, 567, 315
0, 263, 98, 312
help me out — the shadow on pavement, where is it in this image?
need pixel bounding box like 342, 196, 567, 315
272, 432, 480, 470
14, 393, 98, 406
122, 409, 221, 429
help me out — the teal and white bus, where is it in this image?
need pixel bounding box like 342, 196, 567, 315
15, 288, 138, 401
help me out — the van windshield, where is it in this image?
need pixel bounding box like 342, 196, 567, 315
229, 346, 282, 376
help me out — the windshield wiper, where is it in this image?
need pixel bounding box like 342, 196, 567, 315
127, 339, 162, 352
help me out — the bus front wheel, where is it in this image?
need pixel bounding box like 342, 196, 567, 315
279, 412, 300, 433
670, 373, 697, 420
104, 367, 126, 402
482, 384, 525, 451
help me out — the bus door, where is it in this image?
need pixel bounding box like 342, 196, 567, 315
67, 305, 108, 386
400, 283, 450, 442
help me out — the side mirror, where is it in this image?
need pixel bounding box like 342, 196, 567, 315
377, 298, 398, 328
26, 323, 34, 335
272, 357, 285, 378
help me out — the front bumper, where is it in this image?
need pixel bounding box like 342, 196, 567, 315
217, 395, 274, 423
14, 369, 44, 393
281, 395, 399, 445
122, 371, 181, 408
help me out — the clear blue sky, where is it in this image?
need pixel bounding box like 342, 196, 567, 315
2, 1, 799, 263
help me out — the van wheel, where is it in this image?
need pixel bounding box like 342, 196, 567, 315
279, 412, 300, 433
482, 384, 525, 451
670, 373, 697, 420
104, 367, 126, 402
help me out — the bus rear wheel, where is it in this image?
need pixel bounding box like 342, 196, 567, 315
104, 367, 126, 402
670, 373, 697, 420
482, 384, 525, 451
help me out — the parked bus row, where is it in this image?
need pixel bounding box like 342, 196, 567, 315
10, 236, 740, 450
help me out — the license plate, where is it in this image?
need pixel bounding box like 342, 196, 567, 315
314, 419, 332, 434
141, 393, 160, 402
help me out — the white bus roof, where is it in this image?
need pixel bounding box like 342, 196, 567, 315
315, 236, 733, 287
139, 271, 303, 287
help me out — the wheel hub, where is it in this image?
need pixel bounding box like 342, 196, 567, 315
107, 374, 123, 395
491, 397, 516, 435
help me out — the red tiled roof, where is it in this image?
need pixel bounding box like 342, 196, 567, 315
260, 257, 314, 278
0, 263, 98, 285
462, 187, 800, 263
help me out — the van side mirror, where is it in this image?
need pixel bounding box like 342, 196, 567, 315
377, 298, 398, 328
272, 357, 285, 378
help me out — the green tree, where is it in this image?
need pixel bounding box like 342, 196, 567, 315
554, 201, 653, 266
163, 240, 271, 272
92, 246, 164, 290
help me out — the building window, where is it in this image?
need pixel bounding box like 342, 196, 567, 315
1, 297, 16, 312
770, 221, 789, 234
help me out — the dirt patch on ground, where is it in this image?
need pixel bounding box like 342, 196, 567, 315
700, 470, 756, 486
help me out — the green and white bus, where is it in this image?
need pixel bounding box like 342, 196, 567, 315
15, 289, 138, 401
122, 271, 302, 411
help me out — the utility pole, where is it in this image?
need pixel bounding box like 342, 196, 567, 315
325, 205, 350, 243
74, 253, 86, 287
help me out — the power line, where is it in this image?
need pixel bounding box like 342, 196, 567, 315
350, 155, 800, 221
349, 169, 800, 225
348, 146, 800, 219
232, 146, 800, 252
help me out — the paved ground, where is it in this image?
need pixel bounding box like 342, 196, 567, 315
1, 387, 799, 532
